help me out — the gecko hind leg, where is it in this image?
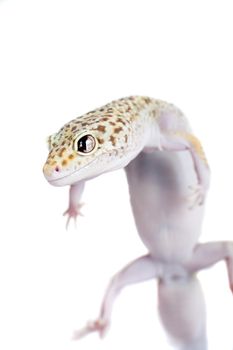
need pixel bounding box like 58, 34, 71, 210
188, 241, 233, 293
73, 254, 162, 340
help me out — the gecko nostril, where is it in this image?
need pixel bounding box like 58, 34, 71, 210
55, 166, 60, 172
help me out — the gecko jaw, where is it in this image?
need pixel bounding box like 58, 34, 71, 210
47, 170, 79, 186
45, 158, 98, 186
44, 150, 121, 186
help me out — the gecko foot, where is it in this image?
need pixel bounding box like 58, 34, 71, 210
73, 318, 110, 340
63, 203, 84, 229
187, 185, 206, 210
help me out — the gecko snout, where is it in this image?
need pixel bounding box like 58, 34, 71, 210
43, 162, 61, 181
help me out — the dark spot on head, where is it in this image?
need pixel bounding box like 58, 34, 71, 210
110, 135, 116, 146
62, 159, 68, 166
97, 125, 106, 133
99, 108, 105, 112
124, 135, 128, 143
68, 154, 74, 160
117, 118, 126, 125
71, 125, 77, 132
110, 121, 116, 126
61, 140, 66, 146
143, 97, 151, 104
114, 127, 123, 134
97, 138, 104, 144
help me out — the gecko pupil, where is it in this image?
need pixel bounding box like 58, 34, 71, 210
77, 135, 96, 153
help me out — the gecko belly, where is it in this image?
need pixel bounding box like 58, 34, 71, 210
125, 150, 205, 263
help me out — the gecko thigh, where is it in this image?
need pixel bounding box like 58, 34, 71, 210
187, 241, 233, 292
99, 254, 163, 323
187, 241, 233, 272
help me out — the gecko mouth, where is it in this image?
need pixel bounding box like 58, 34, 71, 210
46, 158, 98, 186
48, 170, 77, 185
45, 148, 128, 186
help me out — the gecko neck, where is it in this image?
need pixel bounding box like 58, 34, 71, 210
136, 105, 162, 152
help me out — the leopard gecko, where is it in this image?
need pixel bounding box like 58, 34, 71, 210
43, 96, 233, 350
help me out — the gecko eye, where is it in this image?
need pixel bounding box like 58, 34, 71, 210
74, 132, 98, 155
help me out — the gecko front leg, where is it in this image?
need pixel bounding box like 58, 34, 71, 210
63, 181, 85, 229
73, 255, 162, 339
160, 132, 210, 208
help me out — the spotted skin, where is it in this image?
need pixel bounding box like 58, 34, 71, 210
44, 96, 146, 177
43, 96, 205, 184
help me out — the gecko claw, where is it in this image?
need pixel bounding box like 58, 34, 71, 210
63, 203, 84, 229
187, 185, 206, 210
73, 319, 110, 340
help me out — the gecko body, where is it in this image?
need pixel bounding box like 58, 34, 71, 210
43, 96, 233, 350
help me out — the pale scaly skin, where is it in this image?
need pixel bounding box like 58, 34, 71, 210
43, 96, 233, 350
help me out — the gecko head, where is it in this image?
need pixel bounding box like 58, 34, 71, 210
43, 112, 137, 186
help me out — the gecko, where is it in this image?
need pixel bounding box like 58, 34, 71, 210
43, 96, 233, 350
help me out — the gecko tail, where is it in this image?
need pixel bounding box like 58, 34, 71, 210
157, 276, 208, 350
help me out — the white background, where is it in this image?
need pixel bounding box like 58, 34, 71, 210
0, 0, 233, 349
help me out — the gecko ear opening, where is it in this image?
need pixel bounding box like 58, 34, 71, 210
73, 131, 98, 155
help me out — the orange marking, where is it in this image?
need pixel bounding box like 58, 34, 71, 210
175, 132, 208, 165
58, 147, 66, 157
